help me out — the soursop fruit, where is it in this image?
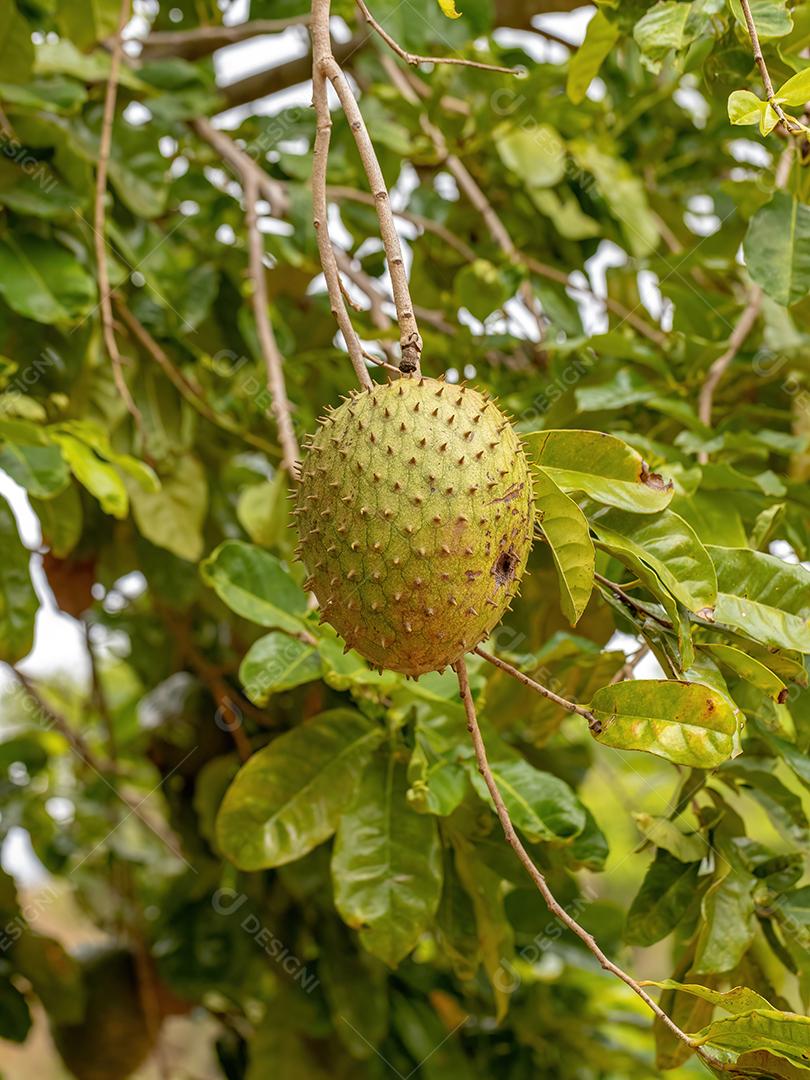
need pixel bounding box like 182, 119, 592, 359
295, 376, 534, 676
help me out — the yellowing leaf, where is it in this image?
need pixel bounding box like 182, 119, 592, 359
591, 680, 738, 768
727, 88, 765, 125
776, 65, 810, 105
437, 0, 461, 17
567, 11, 619, 104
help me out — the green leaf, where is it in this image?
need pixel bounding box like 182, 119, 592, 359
633, 812, 706, 863
530, 188, 601, 240
496, 124, 566, 189
452, 836, 514, 1022
0, 76, 87, 115
591, 679, 738, 768
533, 468, 594, 624
31, 484, 82, 559
693, 1009, 810, 1065
721, 759, 810, 846
634, 2, 692, 70
56, 0, 120, 49
701, 643, 787, 701
708, 546, 810, 652
585, 502, 717, 614
200, 540, 309, 635
567, 11, 619, 104
0, 494, 37, 664
319, 920, 389, 1059
407, 712, 469, 816
51, 432, 129, 519
744, 192, 810, 307
730, 0, 793, 40
216, 709, 383, 870
130, 454, 208, 562
625, 851, 702, 946
455, 259, 511, 321
569, 140, 659, 256
642, 980, 774, 1014
670, 490, 747, 548
525, 429, 673, 513
0, 235, 96, 324
0, 5, 34, 84
35, 40, 144, 88
694, 866, 757, 974
776, 66, 810, 105
466, 753, 586, 842
728, 88, 767, 125
239, 631, 322, 705
333, 747, 443, 966
0, 429, 68, 496
436, 846, 480, 981
0, 978, 31, 1042
236, 473, 290, 549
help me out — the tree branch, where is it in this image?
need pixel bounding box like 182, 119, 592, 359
114, 300, 279, 458
317, 43, 423, 372
192, 116, 288, 217
356, 0, 522, 75
243, 168, 301, 478
137, 15, 311, 61
473, 646, 600, 731
326, 185, 477, 261
696, 144, 793, 461
696, 285, 763, 441
309, 4, 421, 374
738, 0, 801, 133
222, 34, 367, 109
95, 0, 144, 439
216, 2, 583, 107
12, 669, 187, 863
311, 17, 374, 391
454, 656, 699, 1055
593, 571, 673, 629
381, 55, 666, 348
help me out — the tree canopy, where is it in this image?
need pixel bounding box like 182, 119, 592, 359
0, 0, 809, 1077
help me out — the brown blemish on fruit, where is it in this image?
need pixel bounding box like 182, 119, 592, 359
493, 548, 519, 587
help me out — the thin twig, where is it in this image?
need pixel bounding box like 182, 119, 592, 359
738, 0, 800, 133
356, 0, 521, 75
192, 117, 288, 217
313, 1, 422, 374
594, 571, 673, 628
243, 169, 301, 478
326, 185, 477, 261
95, 0, 144, 438
523, 254, 667, 346
12, 670, 187, 862
381, 57, 666, 348
84, 620, 117, 764
454, 657, 699, 1054
696, 285, 763, 442
473, 646, 600, 731
334, 248, 392, 331
696, 145, 793, 460
115, 300, 279, 458
137, 15, 311, 60
310, 7, 374, 391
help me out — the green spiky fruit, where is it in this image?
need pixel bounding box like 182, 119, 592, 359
295, 376, 534, 676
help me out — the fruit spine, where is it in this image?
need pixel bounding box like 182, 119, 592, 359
295, 376, 534, 676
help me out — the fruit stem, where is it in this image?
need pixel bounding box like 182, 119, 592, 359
454, 656, 701, 1057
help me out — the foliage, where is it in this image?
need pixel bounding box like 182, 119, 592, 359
0, 0, 808, 1076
